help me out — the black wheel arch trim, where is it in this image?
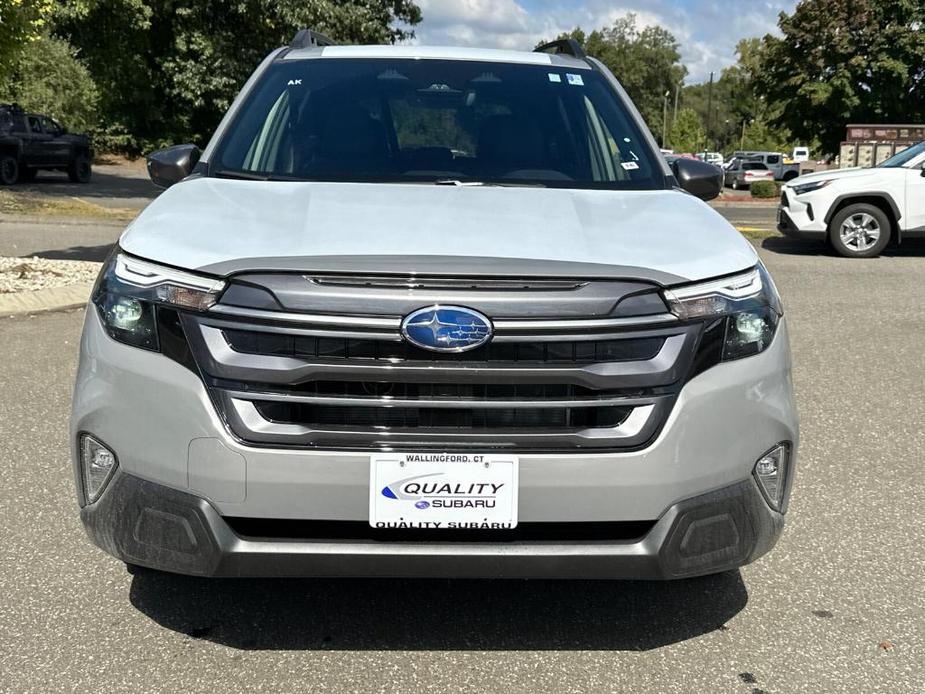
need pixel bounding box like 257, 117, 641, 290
823, 192, 902, 226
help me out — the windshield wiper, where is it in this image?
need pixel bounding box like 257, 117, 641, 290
433, 179, 547, 188
212, 169, 270, 181
211, 169, 307, 182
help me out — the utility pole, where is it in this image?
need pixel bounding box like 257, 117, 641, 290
673, 81, 681, 127
662, 90, 670, 149
705, 71, 714, 153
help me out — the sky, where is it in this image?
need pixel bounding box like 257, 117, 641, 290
410, 0, 800, 84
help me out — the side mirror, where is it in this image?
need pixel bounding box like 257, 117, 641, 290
147, 144, 201, 188
671, 157, 723, 201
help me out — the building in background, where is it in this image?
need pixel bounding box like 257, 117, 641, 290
840, 124, 925, 168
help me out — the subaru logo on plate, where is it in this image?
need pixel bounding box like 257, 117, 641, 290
401, 305, 492, 353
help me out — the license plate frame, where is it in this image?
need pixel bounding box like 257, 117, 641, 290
369, 453, 519, 530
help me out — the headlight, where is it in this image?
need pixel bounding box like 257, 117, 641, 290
790, 179, 831, 196
663, 264, 782, 361
93, 252, 225, 351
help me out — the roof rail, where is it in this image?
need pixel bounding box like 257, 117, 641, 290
534, 38, 586, 60
290, 28, 337, 49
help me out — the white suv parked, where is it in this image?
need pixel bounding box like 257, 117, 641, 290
778, 140, 925, 257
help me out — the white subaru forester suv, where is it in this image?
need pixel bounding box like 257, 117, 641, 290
778, 140, 925, 257
70, 32, 798, 580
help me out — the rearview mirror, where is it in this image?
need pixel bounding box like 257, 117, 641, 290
147, 144, 201, 188
671, 158, 723, 201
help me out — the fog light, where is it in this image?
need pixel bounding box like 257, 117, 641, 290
753, 444, 790, 511
79, 435, 118, 504
106, 296, 144, 329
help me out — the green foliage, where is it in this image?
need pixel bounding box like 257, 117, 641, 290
750, 180, 780, 198
544, 15, 687, 143
53, 0, 422, 152
0, 0, 54, 71
760, 0, 925, 156
667, 108, 704, 153
681, 38, 794, 154
0, 34, 100, 133
739, 118, 791, 154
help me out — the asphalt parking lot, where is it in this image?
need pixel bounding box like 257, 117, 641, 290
1, 202, 924, 692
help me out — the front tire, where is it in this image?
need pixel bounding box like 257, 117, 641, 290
0, 154, 18, 186
829, 203, 891, 258
68, 153, 92, 183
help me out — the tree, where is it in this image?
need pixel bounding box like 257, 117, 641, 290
0, 34, 100, 133
667, 108, 705, 153
544, 15, 687, 143
760, 0, 925, 156
53, 0, 422, 150
680, 37, 796, 155
739, 117, 792, 153
0, 0, 54, 71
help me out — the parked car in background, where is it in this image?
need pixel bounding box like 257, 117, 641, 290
791, 146, 810, 163
778, 139, 925, 257
696, 151, 723, 168
724, 159, 775, 189
731, 151, 800, 182
0, 103, 93, 185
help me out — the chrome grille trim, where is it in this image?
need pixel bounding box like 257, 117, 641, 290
209, 304, 400, 328
221, 389, 659, 409
209, 303, 677, 334
223, 396, 658, 448
306, 275, 589, 291
492, 314, 677, 331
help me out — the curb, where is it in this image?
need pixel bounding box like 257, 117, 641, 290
0, 281, 94, 317
0, 213, 129, 227
710, 199, 779, 208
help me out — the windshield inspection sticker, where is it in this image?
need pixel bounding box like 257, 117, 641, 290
621, 161, 640, 171
548, 73, 562, 83
566, 73, 584, 86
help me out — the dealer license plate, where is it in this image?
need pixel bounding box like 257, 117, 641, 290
369, 453, 519, 530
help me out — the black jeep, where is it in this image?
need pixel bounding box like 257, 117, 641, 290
0, 104, 93, 185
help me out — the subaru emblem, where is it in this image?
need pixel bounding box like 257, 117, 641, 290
401, 305, 492, 353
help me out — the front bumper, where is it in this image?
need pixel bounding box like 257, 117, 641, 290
72, 307, 798, 578
82, 471, 783, 579
777, 190, 828, 239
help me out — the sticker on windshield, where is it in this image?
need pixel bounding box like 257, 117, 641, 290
548, 73, 562, 83
566, 73, 584, 86
621, 161, 640, 171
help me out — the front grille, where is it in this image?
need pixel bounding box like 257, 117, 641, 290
180, 274, 704, 451
780, 191, 790, 208
223, 328, 665, 364
255, 401, 632, 430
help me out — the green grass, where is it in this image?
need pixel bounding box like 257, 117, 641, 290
0, 189, 136, 222
735, 225, 779, 241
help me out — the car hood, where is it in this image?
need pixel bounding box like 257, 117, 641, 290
120, 178, 757, 286
787, 167, 876, 186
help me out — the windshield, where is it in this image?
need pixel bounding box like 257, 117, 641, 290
211, 58, 664, 189
879, 140, 925, 168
